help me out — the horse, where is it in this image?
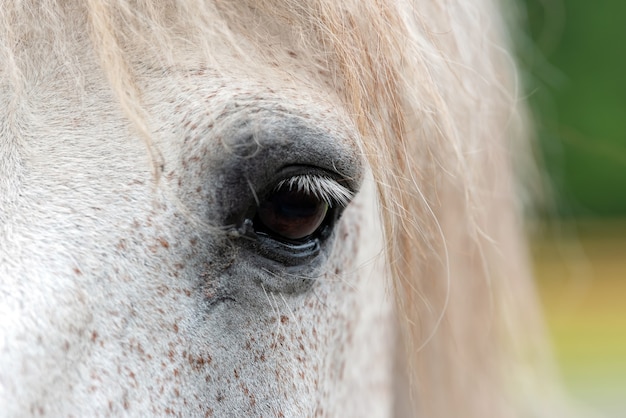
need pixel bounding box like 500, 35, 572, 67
0, 0, 569, 416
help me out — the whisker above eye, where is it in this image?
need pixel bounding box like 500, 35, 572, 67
274, 174, 354, 208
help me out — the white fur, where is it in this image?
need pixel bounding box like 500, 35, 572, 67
0, 36, 393, 418
0, 1, 571, 417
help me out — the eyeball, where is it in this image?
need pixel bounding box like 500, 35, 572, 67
255, 186, 329, 241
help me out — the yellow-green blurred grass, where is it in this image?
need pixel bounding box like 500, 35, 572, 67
532, 219, 626, 410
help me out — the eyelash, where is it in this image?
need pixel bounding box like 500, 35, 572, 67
272, 174, 353, 208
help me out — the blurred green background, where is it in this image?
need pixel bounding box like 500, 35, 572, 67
520, 0, 626, 218
518, 0, 626, 416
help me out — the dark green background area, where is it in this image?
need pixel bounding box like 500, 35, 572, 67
519, 0, 626, 218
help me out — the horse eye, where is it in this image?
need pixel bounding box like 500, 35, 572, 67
255, 186, 329, 241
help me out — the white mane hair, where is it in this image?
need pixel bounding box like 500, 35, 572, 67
1, 0, 572, 416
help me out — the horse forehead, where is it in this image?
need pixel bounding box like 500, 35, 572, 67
8, 60, 347, 187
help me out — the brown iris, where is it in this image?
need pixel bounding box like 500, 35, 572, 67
256, 187, 329, 241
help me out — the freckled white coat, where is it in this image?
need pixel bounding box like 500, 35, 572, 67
1, 1, 571, 417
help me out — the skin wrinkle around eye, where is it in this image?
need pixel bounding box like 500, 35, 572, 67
143, 85, 365, 298
215, 119, 361, 271
165, 100, 363, 233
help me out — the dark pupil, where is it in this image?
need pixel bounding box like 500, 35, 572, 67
256, 188, 329, 240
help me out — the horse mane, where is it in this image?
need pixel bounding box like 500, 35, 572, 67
1, 1, 568, 416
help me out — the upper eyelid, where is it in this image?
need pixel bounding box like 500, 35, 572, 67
273, 174, 354, 208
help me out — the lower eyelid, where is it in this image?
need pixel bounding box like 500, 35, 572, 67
255, 232, 322, 266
